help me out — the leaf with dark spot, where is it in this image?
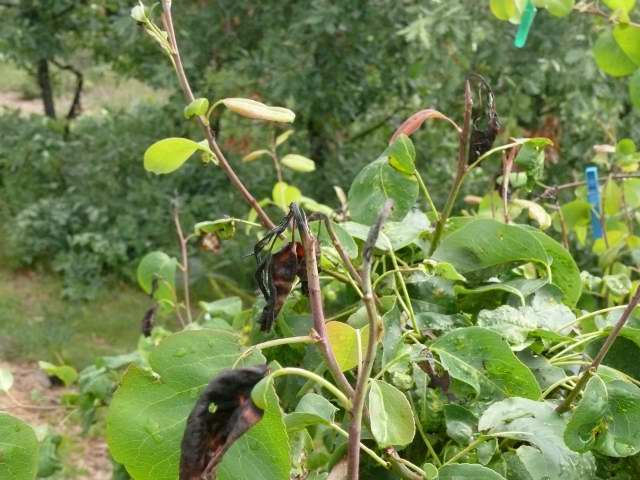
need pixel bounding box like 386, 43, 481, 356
179, 365, 268, 480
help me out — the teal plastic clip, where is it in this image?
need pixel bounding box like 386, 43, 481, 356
514, 0, 537, 48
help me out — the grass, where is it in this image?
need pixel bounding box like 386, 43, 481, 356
0, 266, 151, 368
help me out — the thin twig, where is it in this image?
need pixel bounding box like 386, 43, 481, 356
348, 200, 394, 480
173, 208, 192, 324
556, 285, 640, 413
159, 2, 275, 230
501, 147, 517, 223
428, 80, 473, 255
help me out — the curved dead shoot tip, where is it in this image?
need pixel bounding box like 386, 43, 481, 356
179, 365, 269, 480
389, 109, 461, 144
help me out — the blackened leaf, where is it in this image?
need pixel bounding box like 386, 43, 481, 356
107, 329, 290, 480
180, 366, 268, 480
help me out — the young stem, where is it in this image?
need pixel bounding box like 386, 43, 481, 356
329, 423, 389, 468
443, 435, 489, 465
269, 367, 351, 410
414, 171, 440, 221
428, 80, 473, 255
386, 243, 419, 335
233, 335, 317, 367
347, 200, 394, 480
556, 285, 640, 413
159, 2, 275, 230
173, 208, 192, 324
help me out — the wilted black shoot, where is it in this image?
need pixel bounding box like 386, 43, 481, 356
179, 365, 268, 480
467, 74, 500, 164
253, 203, 313, 331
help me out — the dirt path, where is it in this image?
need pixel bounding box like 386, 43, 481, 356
0, 361, 112, 479
0, 91, 43, 115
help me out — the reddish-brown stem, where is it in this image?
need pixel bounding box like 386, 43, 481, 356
160, 2, 275, 231
556, 285, 640, 413
173, 208, 192, 324
295, 207, 355, 397
348, 200, 394, 480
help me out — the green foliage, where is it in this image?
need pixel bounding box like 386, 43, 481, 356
0, 413, 40, 480
368, 379, 415, 448
106, 329, 280, 479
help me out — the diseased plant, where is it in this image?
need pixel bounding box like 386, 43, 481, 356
101, 2, 640, 479
5, 2, 640, 480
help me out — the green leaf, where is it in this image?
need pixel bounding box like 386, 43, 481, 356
431, 327, 541, 399
325, 321, 369, 372
533, 0, 575, 16
603, 273, 632, 296
38, 361, 78, 387
183, 98, 209, 119
136, 251, 178, 305
564, 375, 609, 453
220, 98, 295, 123
272, 181, 302, 211
617, 138, 637, 155
343, 210, 429, 252
602, 0, 636, 13
432, 219, 549, 281
284, 393, 339, 432
198, 297, 242, 321
524, 227, 582, 307
444, 404, 478, 446
368, 379, 415, 448
281, 154, 316, 173
0, 367, 14, 392
242, 149, 271, 162
566, 375, 640, 457
477, 305, 536, 345
194, 218, 236, 239
217, 385, 290, 480
310, 220, 358, 259
439, 463, 507, 480
0, 413, 40, 480
630, 69, 640, 109
479, 398, 596, 480
490, 0, 517, 20
512, 199, 551, 229
348, 154, 418, 225
275, 129, 295, 147
387, 134, 416, 175
107, 329, 282, 480
517, 350, 566, 390
514, 142, 546, 189
613, 24, 640, 65
593, 30, 638, 77
144, 137, 211, 174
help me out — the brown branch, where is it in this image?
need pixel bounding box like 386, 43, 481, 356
556, 285, 640, 413
173, 208, 193, 324
348, 200, 394, 480
293, 205, 355, 397
51, 59, 83, 120
159, 2, 275, 231
535, 174, 640, 200
573, 1, 640, 28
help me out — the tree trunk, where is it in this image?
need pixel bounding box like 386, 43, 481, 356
37, 58, 56, 118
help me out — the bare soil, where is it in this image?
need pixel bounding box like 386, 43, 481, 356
0, 361, 112, 480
